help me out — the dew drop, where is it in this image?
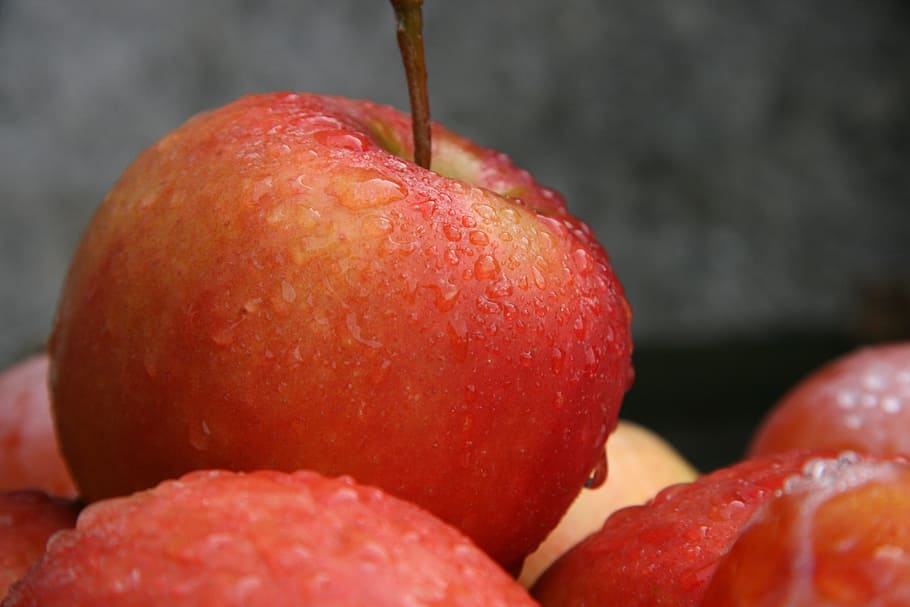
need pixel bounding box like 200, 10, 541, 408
499, 207, 521, 225
472, 203, 497, 220
328, 169, 408, 210
836, 390, 859, 409
361, 214, 394, 237
476, 295, 503, 315
519, 351, 534, 368
862, 372, 887, 391
281, 280, 297, 303
474, 255, 499, 280
550, 347, 565, 374
531, 265, 547, 290
573, 248, 594, 275
844, 415, 863, 430
189, 420, 211, 451
468, 230, 490, 246
585, 452, 608, 489
345, 312, 382, 348
443, 224, 463, 242
485, 277, 513, 299
882, 396, 902, 414
573, 316, 586, 340
313, 129, 367, 152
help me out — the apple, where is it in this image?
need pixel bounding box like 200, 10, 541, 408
3, 469, 537, 606
0, 490, 79, 598
702, 452, 910, 606
0, 354, 76, 498
48, 92, 634, 570
518, 419, 697, 586
749, 341, 910, 458
530, 449, 835, 606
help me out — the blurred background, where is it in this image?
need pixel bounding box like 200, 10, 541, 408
1, 0, 908, 471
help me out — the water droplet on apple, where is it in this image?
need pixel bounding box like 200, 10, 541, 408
499, 207, 520, 225
573, 248, 594, 275
313, 129, 368, 152
444, 246, 460, 266
442, 224, 462, 242
573, 316, 586, 340
345, 311, 382, 349
474, 255, 499, 280
476, 295, 503, 315
472, 203, 497, 221
530, 265, 547, 290
328, 168, 408, 210
882, 396, 903, 413
585, 452, 608, 489
550, 347, 565, 374
468, 230, 490, 246
280, 280, 296, 304
484, 277, 513, 299
361, 214, 394, 237
189, 420, 211, 451
518, 351, 534, 368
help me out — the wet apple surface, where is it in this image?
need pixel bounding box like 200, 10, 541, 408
48, 93, 633, 571
0, 355, 76, 498
749, 341, 910, 458
702, 453, 910, 606
0, 490, 79, 598
3, 470, 537, 606
530, 449, 836, 607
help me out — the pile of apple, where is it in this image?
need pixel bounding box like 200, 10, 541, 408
3, 2, 910, 605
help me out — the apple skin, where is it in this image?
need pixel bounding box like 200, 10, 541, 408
0, 490, 79, 598
702, 453, 910, 606
518, 419, 698, 586
3, 470, 538, 606
0, 354, 76, 498
531, 449, 837, 607
48, 92, 634, 570
749, 341, 910, 458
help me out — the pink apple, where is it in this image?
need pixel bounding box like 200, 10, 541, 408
0, 354, 76, 498
749, 341, 910, 458
0, 489, 79, 598
4, 469, 537, 606
49, 92, 633, 570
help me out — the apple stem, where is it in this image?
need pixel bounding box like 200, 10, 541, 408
390, 0, 432, 169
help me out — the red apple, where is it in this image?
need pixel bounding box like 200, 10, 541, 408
749, 341, 910, 458
519, 419, 698, 586
0, 490, 79, 598
0, 355, 76, 498
531, 449, 834, 607
702, 452, 910, 606
48, 92, 634, 570
3, 469, 537, 606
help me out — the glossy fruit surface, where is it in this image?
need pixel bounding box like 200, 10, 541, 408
519, 419, 697, 586
0, 355, 75, 497
531, 449, 832, 607
0, 490, 79, 598
749, 342, 910, 458
3, 469, 537, 607
48, 92, 633, 569
702, 452, 910, 606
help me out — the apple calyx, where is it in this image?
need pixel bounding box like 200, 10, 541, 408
389, 0, 431, 170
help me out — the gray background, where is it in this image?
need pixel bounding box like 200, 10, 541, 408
1, 1, 908, 466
